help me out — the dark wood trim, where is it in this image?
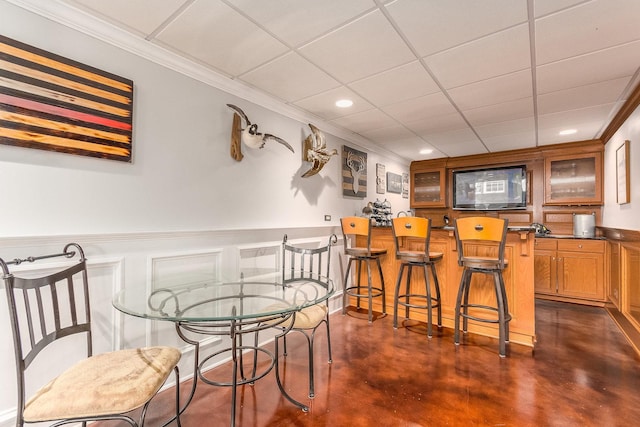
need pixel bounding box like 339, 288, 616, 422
606, 303, 640, 356
414, 140, 603, 171
600, 79, 640, 144
600, 226, 640, 356
598, 226, 640, 241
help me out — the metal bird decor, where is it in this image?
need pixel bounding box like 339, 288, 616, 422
301, 123, 338, 177
227, 103, 294, 161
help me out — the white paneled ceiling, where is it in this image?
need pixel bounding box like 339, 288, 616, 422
23, 0, 640, 162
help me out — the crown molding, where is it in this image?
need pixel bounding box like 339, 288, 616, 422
5, 0, 408, 164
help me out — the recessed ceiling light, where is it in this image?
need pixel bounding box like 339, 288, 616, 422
335, 99, 353, 108
419, 148, 433, 155
559, 129, 577, 136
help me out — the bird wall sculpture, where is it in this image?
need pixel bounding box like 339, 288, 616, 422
226, 104, 294, 161
301, 123, 338, 177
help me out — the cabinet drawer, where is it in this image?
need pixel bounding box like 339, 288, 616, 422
534, 239, 557, 250
557, 239, 605, 253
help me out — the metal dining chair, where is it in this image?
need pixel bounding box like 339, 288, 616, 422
1, 243, 182, 426
279, 234, 336, 398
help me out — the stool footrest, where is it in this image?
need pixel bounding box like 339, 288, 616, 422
345, 286, 384, 299
396, 294, 440, 311
459, 303, 512, 324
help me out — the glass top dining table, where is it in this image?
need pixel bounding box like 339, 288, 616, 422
113, 272, 334, 323
112, 272, 334, 427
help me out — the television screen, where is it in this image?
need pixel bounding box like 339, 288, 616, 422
453, 165, 527, 210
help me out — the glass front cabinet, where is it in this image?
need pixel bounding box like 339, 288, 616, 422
544, 151, 603, 206
410, 166, 446, 208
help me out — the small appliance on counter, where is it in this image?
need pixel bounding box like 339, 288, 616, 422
531, 222, 551, 237
573, 213, 596, 238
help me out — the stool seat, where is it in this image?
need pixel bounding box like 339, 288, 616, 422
462, 257, 509, 270
341, 217, 387, 323
396, 250, 443, 264
454, 217, 511, 357
345, 247, 387, 257
391, 217, 442, 338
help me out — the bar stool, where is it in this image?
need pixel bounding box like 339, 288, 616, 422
453, 217, 511, 357
341, 216, 387, 322
391, 216, 443, 337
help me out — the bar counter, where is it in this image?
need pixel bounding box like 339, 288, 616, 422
352, 226, 536, 347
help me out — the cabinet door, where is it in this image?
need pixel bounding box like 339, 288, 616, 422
558, 250, 605, 300
534, 250, 556, 295
411, 168, 446, 208
544, 152, 603, 205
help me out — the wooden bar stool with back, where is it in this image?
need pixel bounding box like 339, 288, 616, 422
391, 216, 443, 337
453, 217, 512, 357
340, 216, 387, 322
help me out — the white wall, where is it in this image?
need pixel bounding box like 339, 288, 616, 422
0, 1, 409, 238
602, 104, 640, 230
0, 2, 408, 424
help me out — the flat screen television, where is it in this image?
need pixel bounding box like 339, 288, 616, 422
453, 165, 527, 210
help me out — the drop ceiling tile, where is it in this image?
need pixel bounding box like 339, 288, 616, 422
386, 0, 527, 56
475, 117, 536, 152
380, 137, 445, 161
299, 10, 415, 83
239, 52, 340, 102
425, 24, 531, 89
67, 0, 186, 35
405, 113, 468, 135
533, 0, 587, 18
447, 70, 533, 111
538, 77, 630, 115
426, 128, 487, 157
464, 98, 534, 126
348, 61, 440, 107
359, 124, 415, 143
536, 0, 640, 65
228, 0, 375, 47
293, 87, 373, 120
155, 0, 288, 76
537, 103, 617, 144
537, 40, 640, 94
482, 133, 537, 152
382, 92, 457, 125
330, 109, 397, 133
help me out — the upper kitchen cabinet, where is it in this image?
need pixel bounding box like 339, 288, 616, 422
544, 150, 603, 206
410, 163, 446, 208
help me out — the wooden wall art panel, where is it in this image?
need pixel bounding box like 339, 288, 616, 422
0, 35, 133, 162
342, 145, 367, 198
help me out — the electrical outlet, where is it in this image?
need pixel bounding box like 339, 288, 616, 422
324, 215, 331, 221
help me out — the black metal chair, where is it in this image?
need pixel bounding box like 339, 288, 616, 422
1, 243, 182, 426
258, 234, 336, 399
453, 217, 512, 357
341, 216, 388, 322
391, 216, 443, 337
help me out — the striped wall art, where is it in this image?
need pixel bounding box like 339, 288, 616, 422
0, 35, 133, 162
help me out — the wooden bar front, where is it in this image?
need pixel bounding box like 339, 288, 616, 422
352, 227, 536, 347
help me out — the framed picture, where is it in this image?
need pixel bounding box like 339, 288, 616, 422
342, 145, 367, 198
0, 35, 134, 162
386, 172, 402, 194
616, 140, 630, 204
376, 163, 386, 194
402, 173, 409, 198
